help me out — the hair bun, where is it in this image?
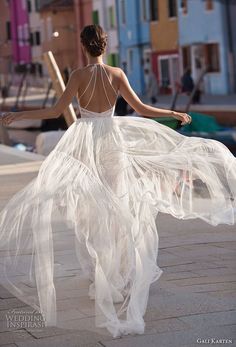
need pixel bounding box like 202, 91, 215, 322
80, 25, 107, 57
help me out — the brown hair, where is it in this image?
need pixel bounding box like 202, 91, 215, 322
80, 25, 107, 57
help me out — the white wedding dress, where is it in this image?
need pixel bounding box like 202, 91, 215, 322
0, 64, 236, 337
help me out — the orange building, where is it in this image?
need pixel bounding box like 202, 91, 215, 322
40, 0, 78, 78
74, 0, 93, 67
150, 0, 180, 94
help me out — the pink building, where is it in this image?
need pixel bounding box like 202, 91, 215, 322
10, 0, 31, 64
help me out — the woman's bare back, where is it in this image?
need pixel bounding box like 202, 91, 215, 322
76, 64, 121, 113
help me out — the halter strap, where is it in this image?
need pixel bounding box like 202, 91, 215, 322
84, 65, 98, 109
101, 66, 113, 108
101, 64, 118, 97
79, 66, 96, 99
79, 64, 118, 110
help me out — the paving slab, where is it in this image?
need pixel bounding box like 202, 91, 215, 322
0, 146, 236, 347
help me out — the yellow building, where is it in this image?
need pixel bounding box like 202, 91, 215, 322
150, 0, 180, 94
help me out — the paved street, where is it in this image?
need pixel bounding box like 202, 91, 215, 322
2, 86, 236, 110
0, 145, 235, 347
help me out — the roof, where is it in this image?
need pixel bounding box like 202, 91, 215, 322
40, 0, 74, 12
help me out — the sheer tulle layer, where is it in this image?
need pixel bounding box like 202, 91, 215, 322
0, 116, 235, 337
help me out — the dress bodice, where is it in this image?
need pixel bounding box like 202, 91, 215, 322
77, 63, 118, 119
79, 105, 116, 119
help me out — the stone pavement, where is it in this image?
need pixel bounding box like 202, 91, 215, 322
0, 145, 236, 347
2, 85, 236, 110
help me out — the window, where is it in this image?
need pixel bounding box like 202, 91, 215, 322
27, 0, 31, 12
205, 43, 220, 72
181, 0, 187, 15
6, 21, 11, 40
21, 0, 26, 10
35, 31, 41, 45
160, 58, 170, 87
141, 0, 148, 21
18, 25, 23, 46
29, 32, 34, 45
23, 23, 29, 45
108, 53, 119, 67
92, 10, 99, 25
182, 46, 191, 70
150, 0, 158, 21
168, 0, 177, 18
205, 0, 214, 11
35, 0, 40, 11
38, 63, 43, 77
128, 49, 133, 73
108, 6, 115, 28
47, 17, 52, 40
120, 0, 126, 24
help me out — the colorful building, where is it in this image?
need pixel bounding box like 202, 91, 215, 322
227, 1, 236, 93
74, 0, 93, 67
178, 0, 231, 95
40, 0, 77, 75
9, 0, 31, 65
92, 0, 119, 66
150, 0, 180, 94
0, 0, 13, 87
116, 0, 151, 95
28, 0, 44, 84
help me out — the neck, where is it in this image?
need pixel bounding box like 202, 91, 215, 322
86, 56, 104, 65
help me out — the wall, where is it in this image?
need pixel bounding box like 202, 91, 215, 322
177, 0, 229, 94
150, 0, 178, 52
10, 0, 31, 64
116, 0, 150, 94
40, 5, 77, 72
74, 0, 93, 67
0, 0, 12, 85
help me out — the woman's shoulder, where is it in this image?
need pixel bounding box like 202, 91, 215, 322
73, 64, 122, 74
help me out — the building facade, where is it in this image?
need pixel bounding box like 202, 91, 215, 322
28, 0, 44, 84
227, 0, 236, 93
92, 0, 119, 66
178, 0, 231, 95
150, 0, 179, 94
74, 0, 93, 67
0, 0, 13, 88
116, 0, 151, 95
9, 0, 31, 65
40, 0, 77, 77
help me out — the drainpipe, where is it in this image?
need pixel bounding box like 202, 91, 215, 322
135, 1, 144, 95
225, 0, 236, 92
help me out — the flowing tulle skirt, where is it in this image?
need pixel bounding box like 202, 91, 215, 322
0, 116, 235, 337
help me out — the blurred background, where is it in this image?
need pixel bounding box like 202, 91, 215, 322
0, 0, 236, 156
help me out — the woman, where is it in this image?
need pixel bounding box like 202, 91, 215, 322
0, 25, 235, 338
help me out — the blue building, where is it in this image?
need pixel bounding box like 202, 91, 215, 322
116, 0, 151, 95
178, 0, 233, 95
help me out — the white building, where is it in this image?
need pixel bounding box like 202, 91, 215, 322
28, 0, 45, 86
92, 0, 119, 66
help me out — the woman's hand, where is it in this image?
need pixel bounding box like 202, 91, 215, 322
0, 112, 22, 126
171, 112, 192, 125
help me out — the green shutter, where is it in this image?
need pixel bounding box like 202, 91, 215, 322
108, 53, 119, 67
108, 6, 115, 28
92, 10, 99, 25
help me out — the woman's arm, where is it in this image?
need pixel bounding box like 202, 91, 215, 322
1, 70, 79, 126
119, 69, 190, 125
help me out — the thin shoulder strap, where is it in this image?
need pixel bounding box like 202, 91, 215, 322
101, 64, 118, 96
84, 65, 98, 109
79, 66, 96, 100
100, 66, 113, 108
